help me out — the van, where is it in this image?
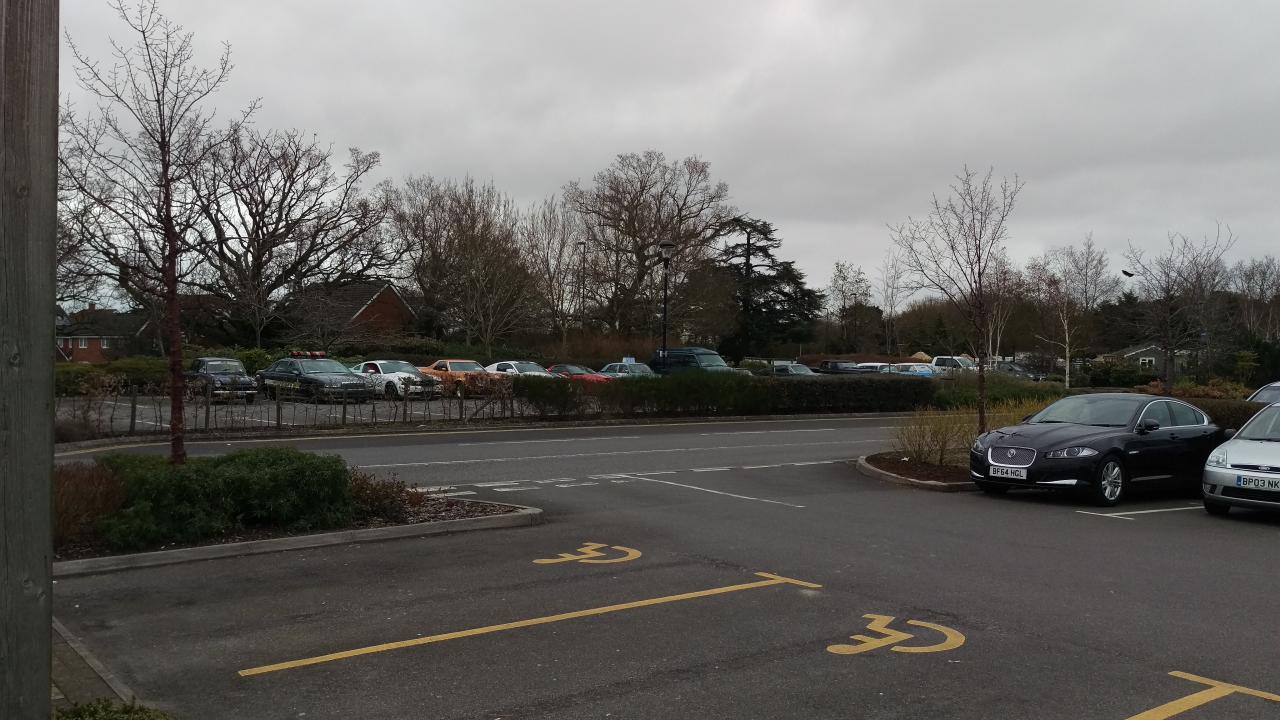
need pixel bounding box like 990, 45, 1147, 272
648, 347, 735, 375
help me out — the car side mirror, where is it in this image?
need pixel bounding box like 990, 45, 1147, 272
1224, 428, 1236, 440
1138, 418, 1160, 434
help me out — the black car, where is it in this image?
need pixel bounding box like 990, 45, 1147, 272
970, 393, 1224, 506
256, 357, 374, 402
992, 361, 1046, 382
185, 357, 257, 403
648, 347, 735, 375
814, 360, 861, 374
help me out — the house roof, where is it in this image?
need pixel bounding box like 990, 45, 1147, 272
285, 281, 417, 323
61, 308, 149, 338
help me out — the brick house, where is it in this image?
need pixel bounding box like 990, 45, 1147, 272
56, 305, 150, 363
282, 281, 418, 345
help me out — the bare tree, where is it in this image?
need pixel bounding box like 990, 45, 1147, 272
446, 178, 530, 355
985, 251, 1025, 363
60, 0, 251, 463
1124, 226, 1235, 382
1027, 235, 1121, 388
876, 251, 910, 355
891, 167, 1023, 433
520, 195, 584, 353
389, 175, 458, 337
188, 128, 396, 347
827, 261, 871, 351
564, 151, 733, 334
1231, 255, 1280, 342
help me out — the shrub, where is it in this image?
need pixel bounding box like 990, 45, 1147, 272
55, 364, 105, 395
57, 700, 173, 720
350, 471, 413, 524
94, 448, 354, 551
55, 418, 98, 443
516, 376, 587, 417
53, 462, 127, 547
1187, 398, 1264, 431
933, 372, 1065, 409
1087, 361, 1159, 388
893, 409, 972, 466
1168, 377, 1251, 400
103, 356, 169, 388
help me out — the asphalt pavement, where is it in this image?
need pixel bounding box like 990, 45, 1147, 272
53, 417, 1280, 719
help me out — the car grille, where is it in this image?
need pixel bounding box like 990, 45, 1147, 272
1229, 464, 1280, 473
340, 383, 364, 390
988, 446, 1036, 467
1222, 487, 1280, 503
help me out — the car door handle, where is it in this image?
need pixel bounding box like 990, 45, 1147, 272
1169, 433, 1180, 440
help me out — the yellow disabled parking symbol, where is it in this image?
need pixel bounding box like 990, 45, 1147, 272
827, 614, 965, 656
533, 542, 642, 565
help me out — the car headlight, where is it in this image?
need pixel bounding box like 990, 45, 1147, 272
1206, 449, 1229, 468
971, 436, 986, 453
1045, 447, 1099, 459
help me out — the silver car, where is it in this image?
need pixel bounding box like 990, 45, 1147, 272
1202, 402, 1280, 516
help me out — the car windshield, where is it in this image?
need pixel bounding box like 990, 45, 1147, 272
513, 362, 548, 373
204, 360, 245, 374
954, 357, 975, 368
450, 361, 484, 372
298, 359, 351, 374
629, 363, 654, 374
1004, 363, 1026, 372
1238, 405, 1280, 441
1030, 396, 1144, 426
787, 364, 815, 374
697, 354, 728, 367
1249, 386, 1280, 404
380, 361, 420, 375
557, 365, 589, 374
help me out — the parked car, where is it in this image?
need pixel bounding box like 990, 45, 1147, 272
185, 357, 257, 403
485, 360, 553, 377
599, 362, 656, 379
814, 360, 861, 374
648, 347, 734, 375
882, 363, 939, 377
256, 356, 374, 402
547, 364, 612, 384
1203, 401, 1280, 516
931, 355, 976, 372
1247, 381, 1280, 404
351, 359, 442, 399
970, 393, 1224, 506
992, 361, 1046, 382
420, 359, 488, 397
759, 362, 818, 378
855, 362, 890, 373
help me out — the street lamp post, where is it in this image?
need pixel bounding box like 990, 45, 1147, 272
659, 239, 676, 358
577, 239, 587, 330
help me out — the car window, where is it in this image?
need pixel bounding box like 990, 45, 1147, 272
381, 361, 418, 374
1139, 401, 1173, 428
363, 363, 379, 374
1031, 395, 1145, 426
451, 361, 484, 372
1249, 386, 1280, 404
432, 361, 446, 370
696, 354, 728, 368
298, 359, 350, 374
1168, 402, 1201, 427
631, 363, 654, 374
514, 362, 547, 373
204, 360, 245, 374
1238, 405, 1280, 441
668, 354, 696, 367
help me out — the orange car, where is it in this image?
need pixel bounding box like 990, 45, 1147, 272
419, 359, 487, 397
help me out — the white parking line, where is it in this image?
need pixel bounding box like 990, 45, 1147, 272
742, 464, 781, 469
615, 473, 805, 509
458, 436, 641, 446
691, 467, 731, 472
357, 440, 875, 468
492, 486, 543, 492
472, 481, 523, 487
555, 482, 598, 488
700, 428, 837, 436
428, 491, 476, 498
1075, 504, 1201, 520
790, 461, 835, 466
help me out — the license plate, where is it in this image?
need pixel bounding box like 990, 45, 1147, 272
989, 465, 1027, 480
1236, 475, 1280, 491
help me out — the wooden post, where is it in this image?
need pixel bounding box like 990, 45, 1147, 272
128, 385, 138, 434
1, 1, 58, 717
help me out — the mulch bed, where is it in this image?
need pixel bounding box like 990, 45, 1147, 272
865, 451, 972, 484
54, 497, 515, 562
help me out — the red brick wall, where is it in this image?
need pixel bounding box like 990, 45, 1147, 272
55, 337, 115, 364
352, 287, 414, 333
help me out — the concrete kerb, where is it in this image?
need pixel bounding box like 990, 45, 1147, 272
53, 501, 541, 579
854, 455, 977, 493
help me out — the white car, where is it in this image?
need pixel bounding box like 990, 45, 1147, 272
351, 360, 442, 399
1203, 402, 1280, 516
1247, 381, 1280, 404
485, 360, 553, 377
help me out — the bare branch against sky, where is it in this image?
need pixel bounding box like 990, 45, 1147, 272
59, 1, 1280, 281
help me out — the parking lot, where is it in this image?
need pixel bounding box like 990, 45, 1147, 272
54, 419, 1280, 719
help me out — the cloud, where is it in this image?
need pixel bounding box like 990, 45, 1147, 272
61, 0, 1280, 287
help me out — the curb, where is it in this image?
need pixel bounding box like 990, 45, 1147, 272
854, 455, 977, 493
53, 501, 541, 578
53, 617, 136, 704
54, 411, 914, 456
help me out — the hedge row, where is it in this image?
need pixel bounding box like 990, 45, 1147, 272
1189, 398, 1265, 431
514, 373, 939, 417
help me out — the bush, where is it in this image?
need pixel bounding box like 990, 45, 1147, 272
1086, 361, 1159, 388
57, 700, 173, 720
350, 471, 413, 524
1187, 398, 1264, 431
54, 462, 127, 547
932, 372, 1065, 410
892, 399, 1054, 467
55, 418, 98, 443
55, 364, 105, 395
94, 448, 354, 551
103, 356, 169, 387
516, 376, 587, 417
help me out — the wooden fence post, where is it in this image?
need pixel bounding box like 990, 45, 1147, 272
1, 1, 58, 717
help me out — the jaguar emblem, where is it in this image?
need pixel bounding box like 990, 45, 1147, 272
1006, 449, 1017, 459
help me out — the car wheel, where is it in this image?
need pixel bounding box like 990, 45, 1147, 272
974, 480, 1009, 495
384, 382, 399, 400
1090, 457, 1126, 507
1203, 499, 1231, 516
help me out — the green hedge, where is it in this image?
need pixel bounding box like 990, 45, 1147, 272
57, 699, 173, 720
1187, 398, 1264, 431
932, 372, 1066, 409
95, 448, 353, 551
513, 373, 937, 417
56, 356, 171, 395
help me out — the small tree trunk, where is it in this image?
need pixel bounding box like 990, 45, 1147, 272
164, 228, 187, 464
1064, 342, 1072, 390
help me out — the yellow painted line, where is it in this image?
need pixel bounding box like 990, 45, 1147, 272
1126, 671, 1280, 719
1168, 671, 1280, 702
239, 571, 821, 677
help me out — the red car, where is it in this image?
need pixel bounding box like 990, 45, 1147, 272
547, 364, 612, 384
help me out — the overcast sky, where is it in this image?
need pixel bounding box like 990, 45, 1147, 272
61, 1, 1280, 288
